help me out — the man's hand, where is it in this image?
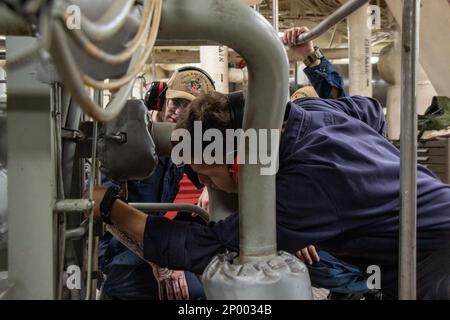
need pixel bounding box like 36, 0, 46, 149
296, 245, 320, 265
150, 263, 190, 300
197, 188, 209, 213
283, 26, 316, 60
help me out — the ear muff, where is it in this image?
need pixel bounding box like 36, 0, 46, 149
227, 91, 245, 130
144, 81, 168, 111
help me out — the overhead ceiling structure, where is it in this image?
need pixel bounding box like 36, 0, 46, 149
150, 0, 396, 69
385, 0, 450, 96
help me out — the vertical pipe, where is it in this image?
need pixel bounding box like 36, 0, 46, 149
85, 120, 98, 300
272, 0, 279, 32
157, 0, 289, 262
380, 29, 402, 140
208, 188, 239, 221
347, 1, 372, 96
200, 46, 229, 94
399, 0, 420, 301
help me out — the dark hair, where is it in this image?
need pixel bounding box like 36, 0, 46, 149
174, 92, 233, 158
170, 98, 190, 109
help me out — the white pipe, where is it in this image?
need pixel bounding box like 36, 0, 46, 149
378, 30, 437, 141
347, 1, 372, 96
228, 68, 244, 83
200, 46, 229, 93
0, 68, 5, 98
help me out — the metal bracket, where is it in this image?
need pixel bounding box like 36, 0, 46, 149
61, 128, 85, 142
74, 121, 94, 159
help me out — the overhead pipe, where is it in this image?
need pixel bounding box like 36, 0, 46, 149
278, 0, 369, 45
0, 4, 32, 36
158, 0, 289, 262
399, 0, 420, 301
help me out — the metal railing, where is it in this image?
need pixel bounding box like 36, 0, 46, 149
278, 0, 369, 45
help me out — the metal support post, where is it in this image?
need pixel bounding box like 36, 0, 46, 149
6, 37, 56, 299
399, 0, 420, 300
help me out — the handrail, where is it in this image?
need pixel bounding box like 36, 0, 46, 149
129, 203, 210, 223
278, 0, 369, 45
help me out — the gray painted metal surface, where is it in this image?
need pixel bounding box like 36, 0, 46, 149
150, 122, 176, 157
208, 188, 238, 222
6, 37, 56, 299
54, 199, 93, 213
399, 0, 420, 300
203, 251, 313, 300
65, 227, 86, 240
97, 99, 158, 182
0, 4, 31, 36
130, 203, 210, 223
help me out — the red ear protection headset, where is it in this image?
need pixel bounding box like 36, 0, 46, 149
228, 156, 239, 180
143, 66, 216, 111
144, 81, 168, 112
226, 91, 245, 180
227, 91, 245, 130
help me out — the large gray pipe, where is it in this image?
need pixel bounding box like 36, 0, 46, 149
0, 4, 31, 36
158, 0, 289, 262
278, 0, 369, 45
399, 0, 420, 300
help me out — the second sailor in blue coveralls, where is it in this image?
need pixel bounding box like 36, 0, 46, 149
285, 27, 371, 298
91, 90, 450, 300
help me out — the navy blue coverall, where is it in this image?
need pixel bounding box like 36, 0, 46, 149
142, 96, 450, 299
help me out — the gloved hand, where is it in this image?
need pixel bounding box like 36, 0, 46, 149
149, 263, 190, 300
